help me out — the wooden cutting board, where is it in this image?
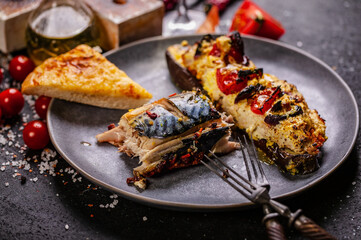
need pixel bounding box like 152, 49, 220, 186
0, 0, 164, 53
83, 0, 164, 50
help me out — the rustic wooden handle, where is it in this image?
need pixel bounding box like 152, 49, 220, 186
264, 216, 287, 240
293, 214, 336, 240
262, 205, 287, 240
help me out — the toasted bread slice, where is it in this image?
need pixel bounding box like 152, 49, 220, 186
22, 44, 152, 109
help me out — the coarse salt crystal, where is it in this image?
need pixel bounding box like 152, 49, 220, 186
4, 182, 9, 187
65, 224, 69, 230
143, 216, 148, 221
0, 135, 7, 145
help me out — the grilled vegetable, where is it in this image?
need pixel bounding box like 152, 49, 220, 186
96, 91, 239, 189
165, 33, 327, 175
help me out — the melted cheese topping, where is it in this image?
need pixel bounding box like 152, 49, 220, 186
170, 36, 327, 156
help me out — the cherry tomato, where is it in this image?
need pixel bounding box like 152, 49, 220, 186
209, 43, 221, 57
23, 120, 49, 150
35, 96, 52, 119
229, 0, 285, 40
9, 55, 35, 82
216, 68, 247, 95
0, 88, 24, 118
0, 68, 3, 83
250, 87, 281, 115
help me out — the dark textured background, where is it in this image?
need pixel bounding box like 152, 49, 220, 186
0, 0, 360, 239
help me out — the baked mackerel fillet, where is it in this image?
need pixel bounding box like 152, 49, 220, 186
96, 91, 239, 189
166, 32, 327, 175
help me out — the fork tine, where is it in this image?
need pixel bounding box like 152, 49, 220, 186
238, 136, 253, 183
241, 133, 269, 187
208, 151, 256, 189
249, 134, 268, 185
201, 155, 254, 201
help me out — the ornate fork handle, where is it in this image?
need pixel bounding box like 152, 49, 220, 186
202, 140, 336, 240
291, 210, 336, 240
263, 205, 287, 240
269, 201, 336, 240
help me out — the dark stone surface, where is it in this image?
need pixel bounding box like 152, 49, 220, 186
0, 0, 360, 239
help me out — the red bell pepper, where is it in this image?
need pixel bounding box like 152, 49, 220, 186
229, 0, 285, 40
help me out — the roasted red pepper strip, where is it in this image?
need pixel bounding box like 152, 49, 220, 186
250, 86, 282, 115
229, 0, 285, 40
146, 110, 158, 120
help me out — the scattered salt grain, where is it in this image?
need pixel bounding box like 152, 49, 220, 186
65, 224, 69, 230
296, 41, 303, 47
4, 182, 9, 187
143, 216, 148, 221
352, 181, 356, 185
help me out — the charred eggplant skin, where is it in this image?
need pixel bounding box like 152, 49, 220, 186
254, 139, 320, 174
165, 35, 321, 175
165, 50, 202, 91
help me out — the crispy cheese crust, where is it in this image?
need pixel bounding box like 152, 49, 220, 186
22, 44, 152, 109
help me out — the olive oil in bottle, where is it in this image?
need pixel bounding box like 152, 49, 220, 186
26, 0, 99, 65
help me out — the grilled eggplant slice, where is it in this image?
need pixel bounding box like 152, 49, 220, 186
166, 49, 201, 91
165, 33, 327, 175
96, 91, 239, 189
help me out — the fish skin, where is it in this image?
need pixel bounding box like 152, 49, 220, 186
131, 92, 221, 139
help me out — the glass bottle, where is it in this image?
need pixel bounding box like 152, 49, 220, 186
26, 0, 99, 65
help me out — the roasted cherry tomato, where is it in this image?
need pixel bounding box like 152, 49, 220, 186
23, 120, 49, 150
229, 0, 285, 40
35, 96, 52, 119
209, 43, 221, 57
0, 88, 24, 118
9, 55, 35, 82
216, 68, 247, 95
250, 87, 281, 115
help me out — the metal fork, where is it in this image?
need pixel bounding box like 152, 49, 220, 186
201, 135, 336, 240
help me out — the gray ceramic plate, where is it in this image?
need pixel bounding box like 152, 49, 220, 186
47, 35, 359, 211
